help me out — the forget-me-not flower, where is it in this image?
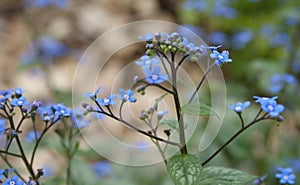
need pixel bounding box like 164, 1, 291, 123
143, 66, 168, 84
84, 86, 101, 101
135, 55, 159, 68
275, 167, 296, 184
96, 94, 117, 106
0, 119, 6, 138
253, 96, 284, 117
118, 89, 136, 102
229, 101, 250, 113
2, 175, 24, 185
210, 50, 233, 66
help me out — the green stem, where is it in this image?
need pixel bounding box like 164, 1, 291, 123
188, 64, 216, 104
170, 55, 187, 154
202, 117, 267, 166
93, 110, 180, 147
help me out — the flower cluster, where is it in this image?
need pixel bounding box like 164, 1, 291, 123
269, 73, 298, 94
229, 96, 284, 119
253, 96, 284, 118
21, 36, 67, 65
0, 169, 24, 185
139, 32, 204, 62
83, 87, 137, 112
25, 0, 69, 9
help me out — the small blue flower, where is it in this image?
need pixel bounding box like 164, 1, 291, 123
135, 55, 159, 68
14, 88, 26, 97
118, 89, 136, 102
96, 94, 117, 106
157, 110, 168, 121
275, 167, 296, 184
25, 0, 69, 8
232, 30, 253, 49
212, 0, 237, 19
143, 66, 168, 84
21, 36, 67, 65
209, 50, 233, 66
208, 31, 228, 45
52, 104, 72, 120
38, 106, 54, 122
200, 45, 222, 51
84, 86, 101, 100
2, 175, 24, 185
92, 161, 112, 179
269, 74, 298, 93
253, 96, 284, 117
138, 33, 153, 42
229, 101, 250, 113
0, 119, 6, 138
10, 96, 30, 107
25, 130, 41, 142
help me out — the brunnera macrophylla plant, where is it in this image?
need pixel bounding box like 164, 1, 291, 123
83, 32, 285, 185
0, 88, 89, 185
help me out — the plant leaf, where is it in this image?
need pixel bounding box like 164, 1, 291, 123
167, 154, 202, 185
199, 166, 257, 185
181, 103, 219, 118
153, 93, 168, 111
159, 119, 178, 130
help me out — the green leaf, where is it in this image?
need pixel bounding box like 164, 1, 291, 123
159, 119, 178, 130
181, 103, 219, 118
153, 93, 168, 111
199, 166, 256, 185
167, 154, 202, 185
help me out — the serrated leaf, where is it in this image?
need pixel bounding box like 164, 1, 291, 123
181, 103, 219, 118
167, 154, 202, 185
199, 166, 257, 185
159, 119, 178, 130
153, 93, 168, 111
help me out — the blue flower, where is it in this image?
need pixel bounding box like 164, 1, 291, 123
275, 167, 296, 184
2, 175, 24, 185
118, 89, 136, 102
38, 106, 54, 122
143, 66, 168, 84
14, 88, 26, 97
0, 119, 6, 138
25, 0, 69, 8
25, 130, 41, 142
135, 55, 159, 68
229, 101, 250, 113
52, 104, 72, 120
212, 0, 237, 19
209, 50, 233, 66
10, 96, 30, 107
269, 74, 298, 93
232, 30, 253, 49
21, 36, 67, 65
208, 31, 228, 45
138, 33, 153, 42
92, 161, 112, 179
183, 0, 206, 11
253, 96, 284, 117
96, 94, 117, 106
84, 86, 101, 100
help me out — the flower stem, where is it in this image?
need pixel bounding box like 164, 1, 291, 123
202, 117, 266, 166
